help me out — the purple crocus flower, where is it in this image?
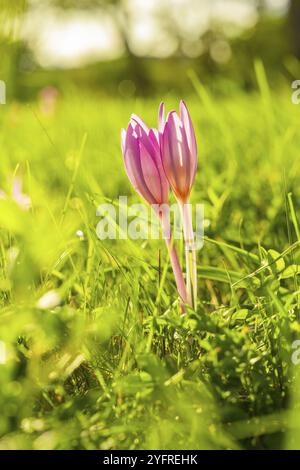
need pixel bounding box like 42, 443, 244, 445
159, 100, 198, 307
121, 114, 188, 306
159, 100, 197, 204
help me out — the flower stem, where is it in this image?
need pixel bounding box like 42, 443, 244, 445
179, 201, 197, 309
184, 243, 192, 306
160, 213, 188, 307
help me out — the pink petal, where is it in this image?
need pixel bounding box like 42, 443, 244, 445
180, 100, 197, 169
135, 125, 169, 204
139, 141, 162, 203
161, 121, 180, 192
131, 114, 149, 134
158, 102, 165, 134
123, 127, 141, 189
11, 177, 31, 210
133, 124, 168, 200
133, 122, 157, 164
148, 128, 169, 203
180, 125, 192, 193
124, 126, 156, 205
121, 128, 126, 154
149, 128, 159, 149
164, 112, 190, 201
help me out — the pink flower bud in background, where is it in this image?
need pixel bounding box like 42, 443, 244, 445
159, 100, 197, 204
11, 177, 31, 210
0, 176, 31, 211
38, 86, 59, 116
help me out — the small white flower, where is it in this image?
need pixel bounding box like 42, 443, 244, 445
76, 230, 84, 240
37, 290, 61, 310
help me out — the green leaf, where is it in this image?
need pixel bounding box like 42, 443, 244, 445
280, 265, 300, 279
268, 249, 285, 273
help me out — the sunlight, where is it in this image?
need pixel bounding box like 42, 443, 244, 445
22, 8, 124, 68
20, 0, 289, 68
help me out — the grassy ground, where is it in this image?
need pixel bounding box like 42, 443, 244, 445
1, 67, 300, 450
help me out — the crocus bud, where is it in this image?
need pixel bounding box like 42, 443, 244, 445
159, 100, 197, 203
121, 115, 169, 207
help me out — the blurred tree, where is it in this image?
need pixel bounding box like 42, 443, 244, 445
289, 0, 300, 60
0, 0, 296, 98
30, 0, 127, 50
0, 0, 27, 16
28, 0, 151, 91
0, 0, 28, 99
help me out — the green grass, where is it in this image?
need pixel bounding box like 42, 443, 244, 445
1, 69, 300, 450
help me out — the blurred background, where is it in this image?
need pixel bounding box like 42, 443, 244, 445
1, 0, 300, 100
2, 0, 300, 451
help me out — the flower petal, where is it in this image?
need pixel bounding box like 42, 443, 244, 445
168, 112, 188, 193
139, 141, 163, 203
121, 128, 126, 154
149, 128, 169, 203
161, 121, 180, 192
133, 124, 168, 199
180, 125, 192, 194
149, 128, 159, 150
133, 121, 157, 164
158, 102, 165, 134
124, 125, 156, 204
180, 100, 197, 170
131, 114, 149, 134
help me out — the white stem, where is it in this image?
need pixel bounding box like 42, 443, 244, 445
179, 201, 197, 309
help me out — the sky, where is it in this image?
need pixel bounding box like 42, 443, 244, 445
21, 0, 290, 68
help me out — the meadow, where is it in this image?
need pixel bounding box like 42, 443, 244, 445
1, 65, 300, 450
